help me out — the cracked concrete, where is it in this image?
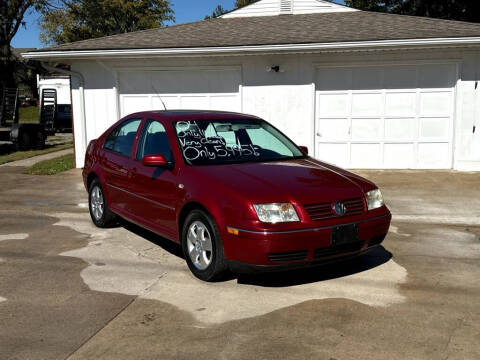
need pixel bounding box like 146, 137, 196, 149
0, 167, 479, 360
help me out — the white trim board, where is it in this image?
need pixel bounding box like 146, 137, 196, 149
22, 37, 480, 60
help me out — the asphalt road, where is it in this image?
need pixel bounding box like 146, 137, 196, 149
0, 165, 479, 360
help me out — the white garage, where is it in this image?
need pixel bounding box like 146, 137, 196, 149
23, 0, 480, 171
315, 63, 456, 169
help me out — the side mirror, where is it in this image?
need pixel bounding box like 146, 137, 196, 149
142, 154, 170, 168
298, 146, 309, 155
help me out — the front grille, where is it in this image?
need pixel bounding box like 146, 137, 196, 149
368, 234, 387, 247
343, 198, 365, 216
303, 202, 332, 220
304, 197, 365, 221
268, 250, 308, 262
313, 241, 363, 259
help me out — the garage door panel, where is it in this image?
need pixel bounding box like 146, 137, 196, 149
121, 96, 149, 115
418, 143, 450, 168
350, 143, 381, 168
351, 93, 382, 116
152, 96, 179, 110
318, 94, 349, 117
385, 118, 416, 141
318, 143, 349, 167
351, 118, 382, 140
420, 92, 452, 116
179, 96, 207, 109
385, 92, 416, 117
318, 118, 350, 140
419, 117, 449, 140
210, 95, 238, 111
383, 144, 415, 168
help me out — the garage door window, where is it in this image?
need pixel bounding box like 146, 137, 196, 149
104, 118, 141, 157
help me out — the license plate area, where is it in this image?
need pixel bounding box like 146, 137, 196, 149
331, 224, 359, 246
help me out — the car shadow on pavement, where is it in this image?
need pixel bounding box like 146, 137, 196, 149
237, 247, 392, 287
119, 219, 184, 259
117, 218, 392, 287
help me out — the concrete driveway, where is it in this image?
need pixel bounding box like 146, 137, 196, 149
0, 165, 479, 360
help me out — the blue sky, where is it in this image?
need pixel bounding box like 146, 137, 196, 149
12, 0, 344, 49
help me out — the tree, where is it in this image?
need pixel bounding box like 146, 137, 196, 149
344, 0, 480, 23
205, 5, 228, 19
235, 0, 258, 8
0, 0, 47, 88
39, 0, 175, 45
344, 0, 392, 12
205, 0, 258, 19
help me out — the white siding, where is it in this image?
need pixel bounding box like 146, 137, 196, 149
221, 0, 356, 18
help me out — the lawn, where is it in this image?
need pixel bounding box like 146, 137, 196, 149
19, 106, 39, 124
0, 143, 73, 165
24, 153, 75, 175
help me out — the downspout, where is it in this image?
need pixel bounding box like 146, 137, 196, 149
40, 62, 87, 152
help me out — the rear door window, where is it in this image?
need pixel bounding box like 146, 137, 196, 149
104, 118, 141, 157
136, 119, 173, 162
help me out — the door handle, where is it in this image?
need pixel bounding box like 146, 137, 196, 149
316, 132, 322, 137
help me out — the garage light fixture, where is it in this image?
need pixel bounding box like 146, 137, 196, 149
266, 65, 284, 73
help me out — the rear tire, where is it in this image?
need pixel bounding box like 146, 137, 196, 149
181, 210, 228, 282
34, 131, 45, 150
88, 178, 117, 228
18, 131, 30, 151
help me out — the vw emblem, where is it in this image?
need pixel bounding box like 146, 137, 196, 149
333, 201, 346, 216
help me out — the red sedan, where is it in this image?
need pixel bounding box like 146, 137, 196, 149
83, 111, 391, 281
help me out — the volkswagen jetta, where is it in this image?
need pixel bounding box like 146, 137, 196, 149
83, 111, 391, 281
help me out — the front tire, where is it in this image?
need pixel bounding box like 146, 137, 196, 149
181, 210, 228, 282
88, 178, 117, 228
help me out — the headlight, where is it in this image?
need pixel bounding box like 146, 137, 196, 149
365, 189, 384, 210
253, 203, 300, 223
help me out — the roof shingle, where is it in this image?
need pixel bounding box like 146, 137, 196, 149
32, 11, 480, 52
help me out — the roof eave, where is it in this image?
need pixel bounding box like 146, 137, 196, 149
22, 37, 480, 60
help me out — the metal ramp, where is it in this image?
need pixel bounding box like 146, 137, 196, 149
0, 87, 19, 127
40, 88, 57, 133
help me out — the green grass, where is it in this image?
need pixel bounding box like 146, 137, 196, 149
19, 106, 39, 124
24, 153, 74, 175
0, 143, 73, 165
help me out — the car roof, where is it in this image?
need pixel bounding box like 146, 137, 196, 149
126, 110, 261, 122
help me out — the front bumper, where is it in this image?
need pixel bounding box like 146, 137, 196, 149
223, 212, 391, 270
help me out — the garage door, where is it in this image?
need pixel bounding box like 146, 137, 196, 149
315, 63, 457, 169
118, 67, 241, 117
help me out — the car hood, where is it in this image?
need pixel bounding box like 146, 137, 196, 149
191, 158, 368, 204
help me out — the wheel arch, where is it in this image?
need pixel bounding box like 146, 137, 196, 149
86, 171, 99, 190
178, 201, 216, 239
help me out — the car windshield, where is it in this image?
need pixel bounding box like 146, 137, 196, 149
174, 118, 305, 165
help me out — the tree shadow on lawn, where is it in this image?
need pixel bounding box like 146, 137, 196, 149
118, 217, 392, 287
